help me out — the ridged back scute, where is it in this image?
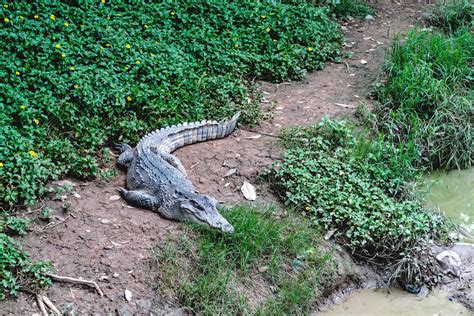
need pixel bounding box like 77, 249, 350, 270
139, 112, 240, 153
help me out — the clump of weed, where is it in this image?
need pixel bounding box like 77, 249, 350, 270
268, 118, 451, 287
155, 206, 332, 315
423, 0, 473, 34
0, 223, 51, 300
375, 28, 473, 170
0, 1, 343, 208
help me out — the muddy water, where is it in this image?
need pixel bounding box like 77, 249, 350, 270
323, 169, 474, 315
323, 288, 470, 315
424, 168, 474, 242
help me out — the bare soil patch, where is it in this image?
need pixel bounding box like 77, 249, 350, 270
0, 4, 425, 314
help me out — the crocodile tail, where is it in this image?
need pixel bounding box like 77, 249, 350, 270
143, 112, 241, 152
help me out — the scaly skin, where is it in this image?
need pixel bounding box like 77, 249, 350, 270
114, 112, 240, 233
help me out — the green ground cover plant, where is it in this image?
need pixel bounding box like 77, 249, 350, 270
155, 206, 332, 315
0, 217, 51, 300
269, 118, 451, 287
374, 28, 473, 170
0, 1, 343, 207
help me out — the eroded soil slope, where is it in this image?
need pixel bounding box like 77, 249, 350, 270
0, 4, 424, 314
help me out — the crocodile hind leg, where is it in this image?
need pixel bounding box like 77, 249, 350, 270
118, 187, 159, 211
160, 152, 187, 177
114, 144, 134, 168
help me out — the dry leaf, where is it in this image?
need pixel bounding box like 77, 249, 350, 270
241, 181, 256, 201
109, 195, 121, 201
246, 134, 261, 139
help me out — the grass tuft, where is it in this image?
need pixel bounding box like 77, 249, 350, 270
155, 206, 332, 315
375, 28, 473, 170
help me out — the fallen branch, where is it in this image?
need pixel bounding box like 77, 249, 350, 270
48, 273, 104, 296
36, 294, 48, 316
42, 295, 61, 315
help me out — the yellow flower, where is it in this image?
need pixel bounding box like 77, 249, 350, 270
170, 11, 175, 16
117, 13, 122, 17
234, 44, 239, 48
105, 43, 111, 47
4, 17, 9, 23
20, 16, 25, 19
101, 0, 106, 3
307, 47, 314, 52
61, 53, 66, 58
305, 206, 311, 211
64, 22, 69, 27
125, 43, 131, 49
28, 150, 37, 157
55, 43, 61, 49
261, 15, 266, 19
69, 66, 75, 71
15, 71, 20, 76
20, 105, 26, 109
52, 36, 56, 40
34, 15, 39, 19
0, 162, 3, 168
50, 14, 55, 20
34, 119, 39, 125
74, 84, 79, 89
3, 4, 8, 8
150, 53, 155, 57
144, 24, 148, 29
106, 16, 110, 20
266, 27, 270, 32
124, 65, 130, 70
127, 96, 132, 101
135, 60, 140, 64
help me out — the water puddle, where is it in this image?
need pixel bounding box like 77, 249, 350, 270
323, 288, 470, 315
424, 168, 474, 242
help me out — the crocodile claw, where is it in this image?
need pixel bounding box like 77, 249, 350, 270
117, 187, 127, 196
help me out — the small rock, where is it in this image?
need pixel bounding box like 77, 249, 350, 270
124, 289, 132, 302
99, 275, 109, 282
113, 272, 119, 278
360, 59, 367, 65
224, 183, 230, 187
100, 218, 112, 225
416, 286, 429, 299
109, 195, 121, 201
324, 229, 337, 241
258, 266, 269, 273
365, 14, 375, 21
241, 181, 256, 201
73, 193, 81, 199
224, 168, 237, 177
52, 180, 76, 187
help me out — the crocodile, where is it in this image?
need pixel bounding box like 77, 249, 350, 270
113, 112, 240, 233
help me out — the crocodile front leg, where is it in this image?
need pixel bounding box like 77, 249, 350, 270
118, 187, 159, 211
114, 144, 134, 168
160, 152, 187, 177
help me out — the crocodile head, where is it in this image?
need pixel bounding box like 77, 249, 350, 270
180, 193, 234, 233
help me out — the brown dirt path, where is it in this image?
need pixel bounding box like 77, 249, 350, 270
0, 4, 424, 315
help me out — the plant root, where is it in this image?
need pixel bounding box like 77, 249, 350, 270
42, 295, 61, 315
36, 294, 48, 316
48, 273, 104, 296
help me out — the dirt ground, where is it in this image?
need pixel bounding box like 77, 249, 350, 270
1, 4, 427, 315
